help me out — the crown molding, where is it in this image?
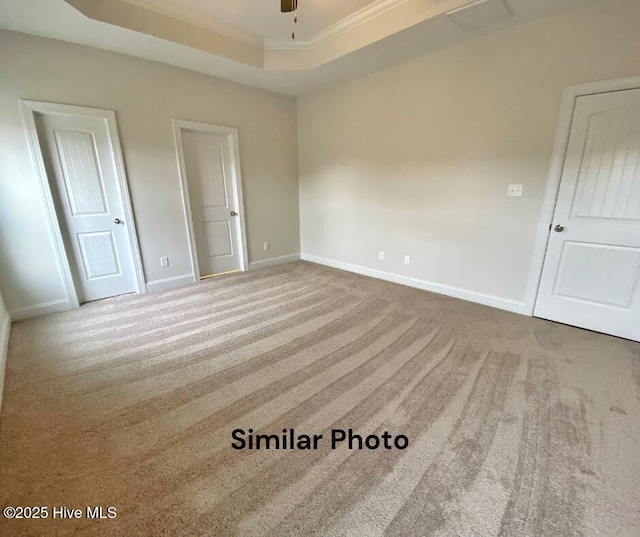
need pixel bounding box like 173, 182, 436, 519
263, 40, 311, 52
265, 0, 412, 51
311, 0, 413, 47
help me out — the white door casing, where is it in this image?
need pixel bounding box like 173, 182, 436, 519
534, 88, 640, 341
173, 120, 248, 279
22, 101, 146, 307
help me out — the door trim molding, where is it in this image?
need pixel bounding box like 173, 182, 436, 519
523, 76, 640, 316
172, 119, 249, 280
21, 100, 147, 309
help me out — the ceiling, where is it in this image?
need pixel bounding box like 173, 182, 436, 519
124, 0, 379, 44
0, 0, 596, 96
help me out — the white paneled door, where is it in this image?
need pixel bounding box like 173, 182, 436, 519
35, 113, 139, 303
535, 89, 640, 341
180, 128, 244, 277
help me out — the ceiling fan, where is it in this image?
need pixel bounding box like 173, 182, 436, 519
280, 0, 299, 39
280, 1, 298, 13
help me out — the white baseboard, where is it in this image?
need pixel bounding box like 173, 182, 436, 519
9, 298, 70, 321
250, 253, 301, 270
0, 312, 10, 412
146, 273, 195, 292
301, 253, 525, 315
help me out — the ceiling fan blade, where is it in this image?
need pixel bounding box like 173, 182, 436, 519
281, 0, 298, 13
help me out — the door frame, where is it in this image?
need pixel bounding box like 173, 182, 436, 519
21, 100, 147, 308
172, 119, 249, 280
523, 75, 640, 316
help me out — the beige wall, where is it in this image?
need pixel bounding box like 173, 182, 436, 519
0, 30, 299, 315
298, 0, 640, 306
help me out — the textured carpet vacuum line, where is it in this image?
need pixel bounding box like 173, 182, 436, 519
133, 316, 437, 503
102, 316, 434, 527
7, 287, 338, 395
142, 307, 409, 457
269, 346, 489, 536
499, 353, 591, 537
102, 303, 403, 442
7, 276, 316, 369
174, 317, 435, 472
95, 296, 385, 427
272, 346, 490, 534
386, 351, 521, 536
60, 283, 325, 377
76, 286, 338, 372
177, 329, 474, 534
24, 268, 300, 337
0, 261, 639, 536
64, 291, 347, 397
58, 279, 317, 348
15, 282, 321, 381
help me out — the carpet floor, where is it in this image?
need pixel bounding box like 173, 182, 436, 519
0, 261, 639, 536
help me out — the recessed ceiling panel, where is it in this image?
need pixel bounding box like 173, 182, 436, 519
124, 0, 379, 41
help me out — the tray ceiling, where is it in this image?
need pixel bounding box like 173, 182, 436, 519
0, 0, 597, 95
124, 0, 380, 44
64, 0, 497, 70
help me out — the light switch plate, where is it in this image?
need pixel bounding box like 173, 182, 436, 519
507, 184, 523, 197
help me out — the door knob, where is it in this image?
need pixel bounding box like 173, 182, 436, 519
114, 218, 122, 224
230, 211, 238, 216
554, 224, 564, 232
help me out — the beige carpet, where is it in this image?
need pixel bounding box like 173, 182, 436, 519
1, 261, 639, 536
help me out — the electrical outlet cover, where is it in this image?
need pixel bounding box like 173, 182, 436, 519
507, 184, 523, 197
